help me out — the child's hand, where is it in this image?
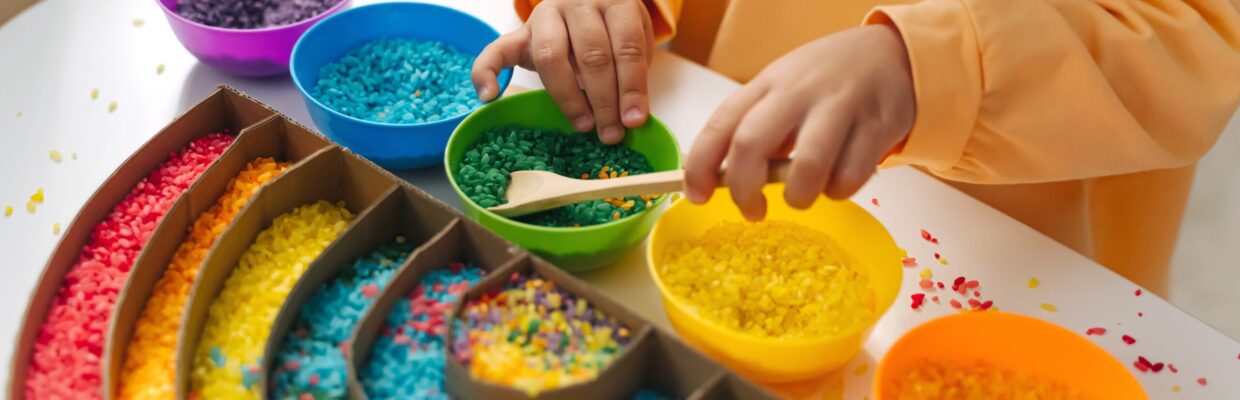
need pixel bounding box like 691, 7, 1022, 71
684, 24, 916, 221
471, 0, 655, 144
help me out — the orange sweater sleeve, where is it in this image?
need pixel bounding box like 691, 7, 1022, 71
867, 0, 1240, 184
515, 0, 683, 42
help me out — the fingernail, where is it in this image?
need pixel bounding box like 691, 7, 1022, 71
601, 126, 624, 144
623, 107, 643, 124
475, 83, 493, 100
573, 115, 594, 132
685, 189, 705, 204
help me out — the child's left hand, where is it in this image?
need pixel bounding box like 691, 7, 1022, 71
683, 24, 917, 221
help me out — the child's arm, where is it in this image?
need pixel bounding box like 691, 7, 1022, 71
869, 0, 1240, 183
685, 0, 1240, 220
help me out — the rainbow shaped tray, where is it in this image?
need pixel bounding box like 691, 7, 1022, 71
7, 85, 778, 400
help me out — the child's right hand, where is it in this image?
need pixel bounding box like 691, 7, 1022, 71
471, 0, 655, 145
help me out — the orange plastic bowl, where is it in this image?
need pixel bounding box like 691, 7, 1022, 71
874, 312, 1146, 399
647, 184, 903, 382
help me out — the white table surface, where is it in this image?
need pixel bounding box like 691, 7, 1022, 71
2, 0, 1238, 398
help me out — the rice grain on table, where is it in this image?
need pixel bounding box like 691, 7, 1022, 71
270, 237, 419, 399
191, 200, 353, 399
315, 38, 481, 124
118, 157, 289, 400
456, 125, 658, 227
24, 133, 233, 400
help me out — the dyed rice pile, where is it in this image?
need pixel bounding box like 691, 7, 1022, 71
176, 0, 341, 29
315, 38, 481, 124
456, 125, 658, 227
191, 201, 353, 399
24, 133, 232, 399
633, 388, 675, 400
660, 220, 873, 339
119, 157, 289, 400
270, 237, 418, 399
453, 272, 633, 396
889, 361, 1085, 400
360, 263, 486, 399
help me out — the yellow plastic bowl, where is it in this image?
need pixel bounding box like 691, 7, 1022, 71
647, 183, 903, 382
874, 312, 1146, 399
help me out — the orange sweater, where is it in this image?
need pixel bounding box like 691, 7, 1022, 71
516, 0, 1240, 293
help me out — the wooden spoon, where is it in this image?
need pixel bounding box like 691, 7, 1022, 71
486, 159, 792, 217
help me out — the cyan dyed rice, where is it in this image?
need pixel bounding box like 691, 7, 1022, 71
633, 389, 675, 400
456, 125, 658, 227
270, 236, 418, 399
360, 263, 486, 399
315, 38, 481, 124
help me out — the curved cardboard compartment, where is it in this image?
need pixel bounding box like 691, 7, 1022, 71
442, 257, 656, 400
259, 186, 465, 397
347, 220, 526, 399
173, 147, 397, 398
688, 372, 778, 400
7, 86, 277, 399
102, 115, 335, 399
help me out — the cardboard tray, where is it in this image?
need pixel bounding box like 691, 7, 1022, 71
10, 85, 779, 400
101, 116, 336, 399
6, 88, 277, 399
259, 187, 476, 397
173, 146, 397, 398
345, 218, 527, 399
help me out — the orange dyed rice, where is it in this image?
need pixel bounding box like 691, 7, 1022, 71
890, 361, 1085, 400
116, 158, 288, 400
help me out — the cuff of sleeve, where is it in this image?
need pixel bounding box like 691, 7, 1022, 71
515, 0, 539, 21
865, 0, 982, 172
516, 0, 677, 42
645, 0, 678, 43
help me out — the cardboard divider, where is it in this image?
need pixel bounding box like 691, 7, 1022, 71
173, 146, 399, 398
101, 113, 336, 400
687, 372, 778, 400
441, 257, 656, 400
623, 332, 728, 399
6, 86, 279, 399
259, 186, 464, 395
346, 219, 527, 399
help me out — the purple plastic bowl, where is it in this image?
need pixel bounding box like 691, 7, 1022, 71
156, 0, 351, 77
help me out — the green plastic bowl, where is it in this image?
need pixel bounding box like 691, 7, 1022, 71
445, 90, 682, 271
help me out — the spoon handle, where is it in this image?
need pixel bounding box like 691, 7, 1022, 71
588, 158, 793, 199
719, 158, 792, 187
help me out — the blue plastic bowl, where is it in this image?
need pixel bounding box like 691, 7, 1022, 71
290, 2, 513, 169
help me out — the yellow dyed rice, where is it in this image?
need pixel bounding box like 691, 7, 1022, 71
660, 220, 874, 339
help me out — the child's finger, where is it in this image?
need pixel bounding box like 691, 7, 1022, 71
528, 8, 594, 132
783, 104, 852, 209
565, 6, 623, 144
604, 2, 650, 129
684, 85, 765, 204
724, 96, 802, 221
824, 122, 885, 199
472, 28, 530, 101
